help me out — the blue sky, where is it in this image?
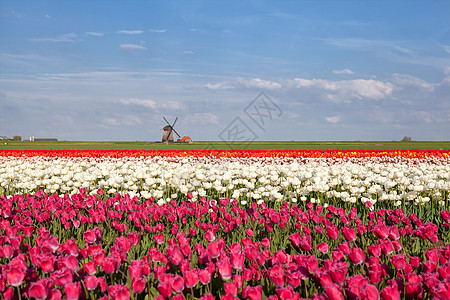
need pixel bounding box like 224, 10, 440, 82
1, 0, 449, 141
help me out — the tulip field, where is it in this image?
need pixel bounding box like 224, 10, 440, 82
0, 149, 449, 300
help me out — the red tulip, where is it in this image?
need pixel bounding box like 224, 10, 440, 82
276, 286, 297, 300
102, 256, 119, 274
132, 278, 146, 294
245, 228, 254, 237
409, 256, 421, 268
348, 247, 366, 265
28, 280, 49, 300
171, 274, 184, 292
268, 264, 285, 287
57, 255, 79, 271
317, 242, 329, 254
184, 269, 199, 288
224, 282, 238, 296
84, 275, 98, 291
260, 238, 270, 248
373, 224, 389, 239
326, 225, 339, 240
341, 226, 356, 242
154, 233, 164, 245
390, 254, 406, 270
337, 242, 350, 256
242, 285, 262, 300
207, 241, 222, 259
217, 258, 232, 280
42, 236, 59, 253
199, 268, 211, 284
305, 255, 318, 273
388, 226, 400, 241
83, 261, 97, 275
204, 230, 215, 242
158, 281, 172, 298
330, 262, 347, 284
299, 235, 312, 251
98, 277, 108, 293
367, 264, 383, 284
108, 284, 130, 300
230, 252, 245, 270
127, 232, 140, 246
381, 284, 401, 300
367, 244, 382, 257
423, 261, 437, 273
84, 230, 97, 244
380, 240, 394, 255
325, 284, 345, 300
65, 282, 81, 300
39, 254, 55, 273
50, 267, 73, 286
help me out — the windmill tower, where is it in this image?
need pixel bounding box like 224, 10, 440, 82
162, 117, 181, 142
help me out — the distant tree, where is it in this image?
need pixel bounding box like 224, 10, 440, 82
13, 135, 21, 141
401, 136, 412, 142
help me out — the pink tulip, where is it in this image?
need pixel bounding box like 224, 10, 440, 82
217, 258, 233, 280
348, 247, 366, 265
108, 284, 130, 300
230, 252, 245, 270
198, 268, 211, 284
268, 264, 285, 287
326, 225, 339, 240
65, 282, 81, 300
28, 280, 49, 300
381, 283, 401, 300
317, 242, 329, 254
84, 275, 98, 291
242, 285, 262, 300
171, 274, 184, 292
341, 226, 356, 242
390, 254, 406, 270
50, 267, 73, 286
224, 282, 238, 296
132, 278, 146, 294
184, 269, 199, 288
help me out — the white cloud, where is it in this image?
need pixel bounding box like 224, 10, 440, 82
119, 98, 185, 111
86, 32, 104, 37
117, 30, 144, 35
391, 74, 435, 90
120, 44, 147, 50
102, 118, 120, 126
442, 45, 450, 54
333, 69, 354, 75
290, 78, 393, 100
119, 98, 157, 109
325, 116, 341, 123
33, 32, 79, 43
45, 14, 51, 19
184, 51, 194, 54
206, 77, 282, 90
187, 113, 219, 125
149, 29, 167, 33
207, 76, 393, 101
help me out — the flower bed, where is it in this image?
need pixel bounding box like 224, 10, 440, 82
0, 150, 449, 299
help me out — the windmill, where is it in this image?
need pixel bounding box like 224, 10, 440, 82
162, 117, 181, 142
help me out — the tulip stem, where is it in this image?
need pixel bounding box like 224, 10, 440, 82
17, 286, 22, 300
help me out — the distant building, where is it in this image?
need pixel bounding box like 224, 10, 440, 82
30, 137, 58, 142
177, 136, 193, 143
0, 136, 8, 140
162, 125, 174, 142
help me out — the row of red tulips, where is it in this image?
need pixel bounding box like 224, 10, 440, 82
1, 189, 449, 299
1, 149, 449, 159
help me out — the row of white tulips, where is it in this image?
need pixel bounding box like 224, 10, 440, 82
0, 156, 449, 208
